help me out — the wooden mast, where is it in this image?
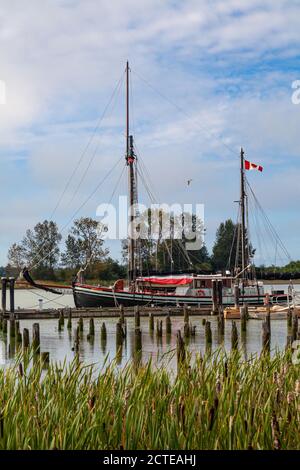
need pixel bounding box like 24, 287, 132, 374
126, 61, 136, 284
240, 147, 247, 280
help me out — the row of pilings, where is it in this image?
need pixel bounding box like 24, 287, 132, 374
1, 301, 300, 366
1, 277, 15, 314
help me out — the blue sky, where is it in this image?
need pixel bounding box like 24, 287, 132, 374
0, 0, 300, 268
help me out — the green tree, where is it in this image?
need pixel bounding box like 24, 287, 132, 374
61, 217, 108, 271
212, 219, 237, 271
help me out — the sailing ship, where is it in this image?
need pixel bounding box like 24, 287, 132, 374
72, 62, 289, 309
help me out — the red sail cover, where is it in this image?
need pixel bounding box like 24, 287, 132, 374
138, 277, 193, 285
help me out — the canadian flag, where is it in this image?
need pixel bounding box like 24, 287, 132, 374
244, 160, 263, 172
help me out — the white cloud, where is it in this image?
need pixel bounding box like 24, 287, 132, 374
0, 0, 299, 265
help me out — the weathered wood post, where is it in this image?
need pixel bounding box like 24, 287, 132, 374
67, 309, 72, 329
119, 304, 125, 325
156, 319, 163, 338
240, 304, 247, 333
9, 316, 16, 339
205, 320, 212, 347
1, 277, 7, 312
134, 306, 140, 327
183, 305, 189, 324
234, 284, 239, 309
88, 318, 95, 337
101, 322, 107, 341
116, 320, 123, 348
292, 314, 298, 342
176, 330, 185, 364
166, 314, 172, 335
74, 326, 80, 352
231, 321, 238, 350
3, 318, 7, 334
100, 322, 107, 353
262, 320, 271, 353
266, 303, 271, 331
287, 306, 292, 329
9, 277, 15, 314
134, 327, 142, 352
217, 307, 225, 337
211, 279, 218, 315
78, 316, 83, 333
32, 323, 40, 354
23, 328, 30, 349
149, 312, 154, 333
217, 279, 223, 310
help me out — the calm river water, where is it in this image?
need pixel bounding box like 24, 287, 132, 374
0, 285, 293, 370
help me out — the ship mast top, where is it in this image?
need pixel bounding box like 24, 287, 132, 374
240, 147, 249, 281
126, 61, 136, 285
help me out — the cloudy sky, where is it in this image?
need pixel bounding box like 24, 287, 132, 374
0, 0, 299, 268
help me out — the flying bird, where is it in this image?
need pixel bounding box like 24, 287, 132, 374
187, 179, 192, 186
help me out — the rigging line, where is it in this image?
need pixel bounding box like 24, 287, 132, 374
29, 71, 126, 269
137, 164, 192, 268
246, 178, 291, 261
29, 156, 124, 271
132, 68, 239, 159
49, 70, 126, 221
227, 204, 240, 270
27, 288, 68, 308
66, 73, 125, 210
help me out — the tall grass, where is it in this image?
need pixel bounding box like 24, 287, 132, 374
0, 349, 299, 449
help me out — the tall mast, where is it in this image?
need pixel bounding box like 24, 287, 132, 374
240, 147, 247, 279
126, 61, 136, 284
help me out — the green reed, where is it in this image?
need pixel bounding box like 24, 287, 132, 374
0, 348, 299, 450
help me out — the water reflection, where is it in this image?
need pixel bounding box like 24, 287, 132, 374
0, 316, 289, 371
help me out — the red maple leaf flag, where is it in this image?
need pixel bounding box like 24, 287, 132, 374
244, 160, 263, 172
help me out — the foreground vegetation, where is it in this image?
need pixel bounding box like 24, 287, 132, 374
0, 349, 300, 450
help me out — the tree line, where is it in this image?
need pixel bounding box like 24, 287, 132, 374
2, 217, 299, 282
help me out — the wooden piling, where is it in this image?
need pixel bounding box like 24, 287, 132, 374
32, 323, 40, 353
9, 277, 15, 314
212, 279, 218, 315
176, 330, 185, 363
217, 309, 224, 336
134, 327, 142, 352
205, 321, 212, 346
156, 319, 163, 337
183, 305, 189, 323
231, 321, 238, 350
240, 305, 247, 333
234, 284, 239, 308
3, 318, 7, 334
119, 304, 125, 325
1, 277, 7, 312
23, 328, 30, 349
9, 317, 16, 339
166, 314, 172, 335
78, 316, 83, 332
217, 279, 223, 309
101, 322, 107, 341
287, 306, 292, 328
67, 309, 72, 329
116, 321, 123, 347
134, 306, 140, 327
149, 312, 154, 332
262, 320, 271, 353
89, 318, 95, 337
292, 314, 298, 342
